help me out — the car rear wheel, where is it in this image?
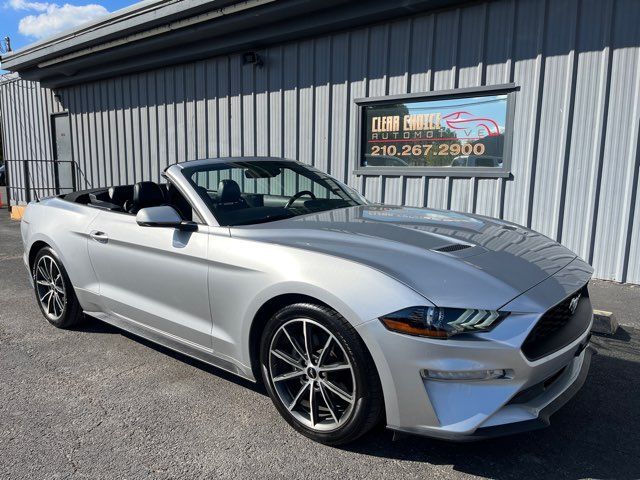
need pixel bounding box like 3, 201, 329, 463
32, 247, 84, 329
260, 303, 383, 445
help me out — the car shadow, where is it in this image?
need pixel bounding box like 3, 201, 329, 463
82, 315, 266, 395
70, 316, 121, 334
83, 314, 640, 478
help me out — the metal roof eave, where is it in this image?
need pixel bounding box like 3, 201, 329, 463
2, 0, 472, 88
0, 0, 253, 71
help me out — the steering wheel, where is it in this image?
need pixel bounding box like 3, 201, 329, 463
285, 190, 316, 208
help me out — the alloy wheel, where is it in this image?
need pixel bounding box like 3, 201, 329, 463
268, 318, 356, 432
35, 255, 66, 321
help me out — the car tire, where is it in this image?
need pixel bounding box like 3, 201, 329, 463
32, 247, 84, 329
260, 303, 383, 445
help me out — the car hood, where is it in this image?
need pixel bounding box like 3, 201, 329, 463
230, 205, 590, 311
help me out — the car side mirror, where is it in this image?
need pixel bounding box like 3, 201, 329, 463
136, 206, 198, 232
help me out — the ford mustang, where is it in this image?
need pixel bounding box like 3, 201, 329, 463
20, 157, 594, 445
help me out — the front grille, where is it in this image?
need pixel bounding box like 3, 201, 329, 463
521, 285, 591, 361
527, 297, 576, 343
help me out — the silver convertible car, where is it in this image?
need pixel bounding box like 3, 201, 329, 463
21, 157, 595, 445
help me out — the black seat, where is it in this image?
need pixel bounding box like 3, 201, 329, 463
129, 181, 165, 214
216, 179, 247, 210
89, 191, 121, 211
108, 185, 134, 207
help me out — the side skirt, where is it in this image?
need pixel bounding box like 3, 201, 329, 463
85, 310, 256, 382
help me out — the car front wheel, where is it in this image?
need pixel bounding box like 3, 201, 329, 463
260, 303, 383, 445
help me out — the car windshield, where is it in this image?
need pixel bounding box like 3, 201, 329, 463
181, 160, 368, 226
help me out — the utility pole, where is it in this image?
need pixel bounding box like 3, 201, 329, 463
1, 37, 11, 53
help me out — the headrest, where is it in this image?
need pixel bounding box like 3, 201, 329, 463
133, 181, 165, 209
108, 185, 133, 205
218, 179, 241, 203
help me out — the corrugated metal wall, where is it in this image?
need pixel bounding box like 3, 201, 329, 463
0, 74, 66, 200
1, 0, 639, 284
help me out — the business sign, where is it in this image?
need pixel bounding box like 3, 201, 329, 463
360, 93, 508, 169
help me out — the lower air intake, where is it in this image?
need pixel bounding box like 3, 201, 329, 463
434, 244, 472, 253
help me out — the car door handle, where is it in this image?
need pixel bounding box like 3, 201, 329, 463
89, 230, 108, 243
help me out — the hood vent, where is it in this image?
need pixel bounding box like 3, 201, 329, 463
433, 243, 472, 253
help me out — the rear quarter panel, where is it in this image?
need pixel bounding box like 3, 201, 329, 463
23, 198, 101, 309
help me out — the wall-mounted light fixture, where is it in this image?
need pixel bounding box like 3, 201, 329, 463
242, 51, 264, 68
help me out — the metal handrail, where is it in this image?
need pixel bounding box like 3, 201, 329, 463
3, 159, 79, 209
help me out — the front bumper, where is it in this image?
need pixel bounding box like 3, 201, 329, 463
356, 259, 595, 441
470, 343, 595, 440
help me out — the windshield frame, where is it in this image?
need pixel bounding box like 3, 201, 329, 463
179, 159, 369, 227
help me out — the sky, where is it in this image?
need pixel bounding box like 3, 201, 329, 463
0, 0, 136, 54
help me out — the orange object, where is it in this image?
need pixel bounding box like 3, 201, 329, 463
10, 206, 25, 220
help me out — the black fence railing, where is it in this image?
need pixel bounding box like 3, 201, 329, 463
3, 159, 78, 209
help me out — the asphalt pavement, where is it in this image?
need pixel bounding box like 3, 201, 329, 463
1, 213, 639, 479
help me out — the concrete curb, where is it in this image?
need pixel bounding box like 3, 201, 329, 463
591, 310, 618, 336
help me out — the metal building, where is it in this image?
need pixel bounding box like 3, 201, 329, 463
1, 0, 639, 284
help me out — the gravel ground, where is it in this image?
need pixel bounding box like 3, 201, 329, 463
1, 213, 639, 479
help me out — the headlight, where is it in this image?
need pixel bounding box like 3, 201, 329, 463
379, 306, 509, 339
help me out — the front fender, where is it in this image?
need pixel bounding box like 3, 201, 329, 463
207, 234, 430, 373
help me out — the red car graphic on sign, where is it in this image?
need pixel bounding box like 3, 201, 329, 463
442, 111, 501, 137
